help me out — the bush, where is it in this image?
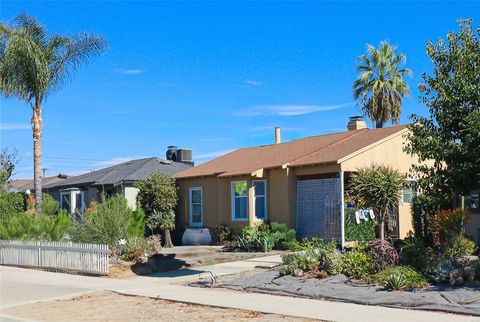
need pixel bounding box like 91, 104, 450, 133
369, 239, 399, 271
0, 211, 72, 241
345, 208, 376, 242
425, 256, 455, 284
374, 266, 429, 289
41, 193, 59, 216
429, 208, 471, 246
0, 192, 24, 222
399, 236, 431, 272
70, 195, 138, 247
211, 224, 233, 245
411, 194, 439, 241
443, 236, 477, 261
341, 251, 375, 279
280, 249, 320, 275
270, 222, 297, 249
127, 205, 145, 238
230, 222, 297, 252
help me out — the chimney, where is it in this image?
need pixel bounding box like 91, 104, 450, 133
275, 127, 281, 144
347, 116, 367, 131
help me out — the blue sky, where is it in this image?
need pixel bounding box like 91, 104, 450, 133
1, 1, 479, 178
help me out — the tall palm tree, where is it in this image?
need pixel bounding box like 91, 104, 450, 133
0, 14, 107, 211
353, 41, 412, 128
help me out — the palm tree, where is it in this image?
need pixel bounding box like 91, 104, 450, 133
0, 14, 107, 211
353, 41, 412, 128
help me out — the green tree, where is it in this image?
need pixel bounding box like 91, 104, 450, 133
353, 41, 412, 128
136, 173, 178, 248
0, 14, 107, 212
349, 164, 404, 240
0, 148, 19, 191
404, 19, 480, 206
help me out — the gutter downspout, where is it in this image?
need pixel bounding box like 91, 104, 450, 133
340, 171, 345, 249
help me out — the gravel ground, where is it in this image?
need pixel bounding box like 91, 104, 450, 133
2, 291, 318, 322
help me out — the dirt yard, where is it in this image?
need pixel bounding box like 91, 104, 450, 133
3, 291, 316, 322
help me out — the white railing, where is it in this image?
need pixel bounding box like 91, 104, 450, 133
0, 240, 109, 275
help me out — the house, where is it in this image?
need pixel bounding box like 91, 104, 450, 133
44, 147, 193, 214
7, 173, 70, 193
175, 117, 420, 246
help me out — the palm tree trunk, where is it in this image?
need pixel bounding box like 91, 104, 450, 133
375, 120, 384, 128
379, 220, 385, 240
31, 99, 43, 213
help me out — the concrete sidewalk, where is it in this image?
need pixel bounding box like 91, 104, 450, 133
2, 256, 480, 322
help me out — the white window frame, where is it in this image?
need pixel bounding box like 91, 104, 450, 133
402, 179, 417, 205
231, 180, 249, 221
253, 180, 267, 221
189, 187, 203, 227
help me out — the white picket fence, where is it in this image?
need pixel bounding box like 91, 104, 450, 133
0, 240, 109, 275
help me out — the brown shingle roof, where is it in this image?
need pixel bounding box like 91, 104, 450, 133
7, 174, 70, 192
176, 125, 407, 179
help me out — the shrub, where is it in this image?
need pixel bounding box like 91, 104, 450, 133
0, 211, 71, 241
230, 222, 297, 252
411, 194, 439, 241
127, 205, 145, 238
443, 236, 477, 261
280, 249, 319, 275
0, 192, 24, 222
398, 236, 431, 272
374, 266, 429, 289
369, 239, 399, 271
41, 193, 59, 216
341, 251, 375, 279
211, 224, 233, 245
70, 195, 136, 247
270, 222, 297, 249
429, 208, 471, 246
426, 256, 455, 283
345, 208, 376, 242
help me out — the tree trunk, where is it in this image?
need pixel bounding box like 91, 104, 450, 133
164, 229, 174, 248
375, 119, 384, 128
32, 99, 43, 213
379, 219, 385, 240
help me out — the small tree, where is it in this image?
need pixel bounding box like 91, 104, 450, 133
0, 148, 19, 192
136, 173, 177, 248
349, 164, 404, 240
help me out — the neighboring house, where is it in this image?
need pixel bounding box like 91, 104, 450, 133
44, 148, 193, 214
7, 173, 70, 193
175, 117, 420, 246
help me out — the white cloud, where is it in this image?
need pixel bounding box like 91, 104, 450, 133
0, 123, 30, 130
237, 103, 352, 117
93, 156, 149, 167
244, 80, 262, 86
114, 68, 144, 75
195, 149, 235, 160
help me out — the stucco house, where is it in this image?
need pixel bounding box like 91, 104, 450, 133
44, 148, 193, 214
175, 117, 420, 246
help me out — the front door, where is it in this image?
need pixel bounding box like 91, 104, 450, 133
189, 187, 203, 227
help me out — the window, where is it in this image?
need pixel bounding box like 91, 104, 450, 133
402, 180, 417, 204
231, 181, 248, 221
73, 191, 85, 213
253, 180, 267, 220
60, 192, 71, 211
189, 187, 203, 227
466, 191, 479, 212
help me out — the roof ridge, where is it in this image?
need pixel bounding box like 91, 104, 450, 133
286, 129, 369, 166
122, 158, 156, 182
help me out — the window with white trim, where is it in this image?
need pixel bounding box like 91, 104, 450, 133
189, 187, 203, 227
402, 180, 417, 204
231, 181, 248, 220
253, 180, 267, 220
